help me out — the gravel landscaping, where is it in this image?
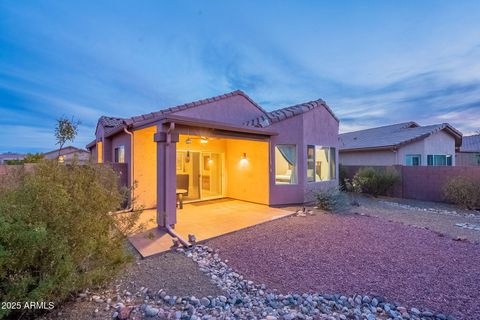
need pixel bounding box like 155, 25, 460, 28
41, 252, 222, 320
40, 198, 480, 320
44, 243, 452, 320
207, 212, 480, 319
351, 195, 480, 243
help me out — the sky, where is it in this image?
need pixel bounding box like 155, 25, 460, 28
1, 0, 480, 153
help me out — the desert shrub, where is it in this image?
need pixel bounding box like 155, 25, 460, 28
443, 176, 480, 210
0, 160, 141, 319
315, 186, 349, 212
352, 167, 400, 197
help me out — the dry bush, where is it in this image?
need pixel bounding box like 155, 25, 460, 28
443, 176, 480, 210
0, 160, 141, 319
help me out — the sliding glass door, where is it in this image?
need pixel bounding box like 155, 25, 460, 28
176, 151, 224, 202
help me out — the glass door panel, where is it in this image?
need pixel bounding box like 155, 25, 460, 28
201, 152, 223, 199
176, 151, 200, 201
177, 150, 223, 201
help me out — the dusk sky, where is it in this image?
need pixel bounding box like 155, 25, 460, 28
1, 1, 480, 153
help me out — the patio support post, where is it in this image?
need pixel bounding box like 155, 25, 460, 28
154, 124, 179, 227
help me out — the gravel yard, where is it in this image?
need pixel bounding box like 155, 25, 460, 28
207, 211, 480, 319
351, 195, 480, 243
40, 197, 480, 320
41, 251, 222, 320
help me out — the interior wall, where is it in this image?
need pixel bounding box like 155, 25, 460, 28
225, 139, 269, 204
133, 126, 157, 209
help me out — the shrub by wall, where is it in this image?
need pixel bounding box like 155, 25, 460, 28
0, 161, 140, 319
352, 167, 400, 197
315, 186, 349, 212
443, 176, 480, 210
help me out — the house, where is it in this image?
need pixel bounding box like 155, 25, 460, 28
86, 90, 339, 228
339, 122, 462, 166
43, 146, 90, 163
456, 134, 480, 166
0, 152, 26, 164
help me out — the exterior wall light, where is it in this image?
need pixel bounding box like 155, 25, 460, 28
241, 152, 247, 160
200, 136, 208, 144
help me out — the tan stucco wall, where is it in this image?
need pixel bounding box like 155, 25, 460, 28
397, 139, 425, 165
225, 139, 269, 205
133, 126, 157, 209
423, 130, 456, 165
339, 150, 396, 166
340, 130, 457, 166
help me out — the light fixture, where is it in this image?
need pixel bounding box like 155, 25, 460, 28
200, 136, 208, 144
241, 152, 247, 160
185, 138, 192, 144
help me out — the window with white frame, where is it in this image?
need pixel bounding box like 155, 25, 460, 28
114, 145, 125, 163
405, 154, 421, 166
275, 145, 297, 184
307, 146, 336, 182
427, 154, 452, 166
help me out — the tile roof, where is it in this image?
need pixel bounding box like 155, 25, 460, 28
95, 90, 337, 135
243, 98, 338, 128
122, 90, 267, 127
99, 116, 125, 128
339, 122, 462, 151
460, 134, 480, 152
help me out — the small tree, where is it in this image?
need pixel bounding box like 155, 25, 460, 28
55, 116, 79, 156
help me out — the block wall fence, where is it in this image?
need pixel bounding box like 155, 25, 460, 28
341, 165, 480, 202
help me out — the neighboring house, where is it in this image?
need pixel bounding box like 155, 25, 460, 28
456, 134, 480, 166
339, 122, 462, 167
43, 146, 90, 163
0, 152, 25, 164
86, 90, 339, 227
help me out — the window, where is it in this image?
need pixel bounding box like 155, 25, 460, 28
306, 146, 336, 182
307, 146, 315, 182
275, 145, 297, 184
427, 154, 452, 166
315, 147, 336, 181
405, 154, 421, 166
114, 145, 125, 163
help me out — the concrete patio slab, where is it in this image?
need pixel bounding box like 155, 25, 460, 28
128, 199, 294, 258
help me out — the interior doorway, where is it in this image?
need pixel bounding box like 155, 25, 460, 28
176, 150, 224, 202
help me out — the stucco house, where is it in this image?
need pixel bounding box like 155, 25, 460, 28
43, 146, 90, 163
0, 152, 25, 164
86, 90, 339, 228
339, 122, 462, 166
456, 134, 480, 166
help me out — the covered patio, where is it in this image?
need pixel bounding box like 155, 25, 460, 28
128, 199, 294, 258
